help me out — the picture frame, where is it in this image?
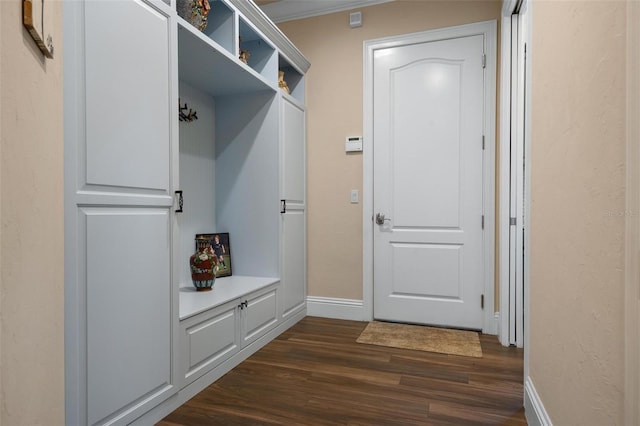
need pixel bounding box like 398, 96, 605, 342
195, 233, 232, 278
23, 0, 54, 58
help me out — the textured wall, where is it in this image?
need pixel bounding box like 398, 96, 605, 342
279, 1, 501, 301
0, 1, 65, 424
529, 1, 626, 424
625, 1, 640, 423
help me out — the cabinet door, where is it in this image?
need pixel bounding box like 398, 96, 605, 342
280, 95, 306, 319
281, 96, 306, 204
241, 287, 279, 347
64, 1, 177, 425
181, 301, 240, 387
281, 209, 306, 318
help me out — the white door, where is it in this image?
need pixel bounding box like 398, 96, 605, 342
373, 34, 485, 329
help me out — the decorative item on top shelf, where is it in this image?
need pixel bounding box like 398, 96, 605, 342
195, 233, 233, 278
238, 36, 250, 64
190, 235, 219, 291
278, 71, 290, 94
178, 98, 198, 122
177, 0, 211, 32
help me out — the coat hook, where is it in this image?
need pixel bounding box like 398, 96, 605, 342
178, 98, 198, 122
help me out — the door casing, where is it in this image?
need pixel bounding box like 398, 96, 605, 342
362, 20, 498, 334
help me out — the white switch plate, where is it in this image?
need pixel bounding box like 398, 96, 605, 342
345, 136, 363, 152
350, 189, 359, 204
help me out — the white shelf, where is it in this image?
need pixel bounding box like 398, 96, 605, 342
178, 19, 275, 96
179, 275, 279, 320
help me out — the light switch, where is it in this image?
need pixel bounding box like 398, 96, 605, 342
350, 190, 359, 204
345, 136, 363, 152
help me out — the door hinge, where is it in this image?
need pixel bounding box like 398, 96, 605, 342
481, 215, 485, 230
510, 217, 517, 226
481, 294, 485, 309
482, 135, 485, 150
482, 54, 486, 68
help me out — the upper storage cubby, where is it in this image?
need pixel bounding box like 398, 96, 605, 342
239, 17, 277, 84
177, 20, 275, 96
177, 0, 234, 56
177, 0, 310, 98
200, 0, 235, 55
278, 54, 305, 103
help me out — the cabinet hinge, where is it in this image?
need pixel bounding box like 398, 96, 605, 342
482, 54, 486, 68
481, 215, 485, 230
481, 294, 485, 309
510, 217, 517, 226
482, 135, 485, 150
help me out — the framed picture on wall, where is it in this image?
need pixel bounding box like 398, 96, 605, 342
195, 233, 232, 278
23, 0, 54, 58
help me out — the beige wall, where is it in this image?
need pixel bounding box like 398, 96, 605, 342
625, 1, 640, 423
279, 1, 501, 300
0, 1, 65, 425
529, 1, 626, 424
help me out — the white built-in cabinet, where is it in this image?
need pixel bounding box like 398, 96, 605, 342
64, 0, 308, 424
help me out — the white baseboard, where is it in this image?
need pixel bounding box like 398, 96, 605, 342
525, 376, 553, 426
306, 296, 367, 321
493, 311, 500, 337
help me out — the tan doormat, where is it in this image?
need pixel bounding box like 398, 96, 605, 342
356, 321, 483, 358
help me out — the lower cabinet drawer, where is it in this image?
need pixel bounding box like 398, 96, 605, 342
181, 301, 239, 386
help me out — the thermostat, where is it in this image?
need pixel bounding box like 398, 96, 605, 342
345, 136, 363, 152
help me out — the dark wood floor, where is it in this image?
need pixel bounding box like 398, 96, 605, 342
159, 317, 526, 425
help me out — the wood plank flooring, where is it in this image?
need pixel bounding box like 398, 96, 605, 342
158, 317, 526, 425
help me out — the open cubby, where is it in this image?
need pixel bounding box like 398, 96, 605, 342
278, 54, 305, 103
201, 0, 236, 55
177, 83, 280, 304
239, 17, 277, 84
178, 21, 275, 96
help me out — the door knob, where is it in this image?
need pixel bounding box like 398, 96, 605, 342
376, 213, 390, 225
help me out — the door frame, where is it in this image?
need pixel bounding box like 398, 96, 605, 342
499, 0, 531, 349
362, 20, 498, 334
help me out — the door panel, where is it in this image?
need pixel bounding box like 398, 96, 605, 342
281, 209, 306, 318
243, 288, 278, 345
182, 302, 239, 385
281, 97, 305, 204
84, 0, 170, 192
391, 243, 462, 299
374, 35, 485, 329
85, 208, 171, 425
391, 60, 462, 228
